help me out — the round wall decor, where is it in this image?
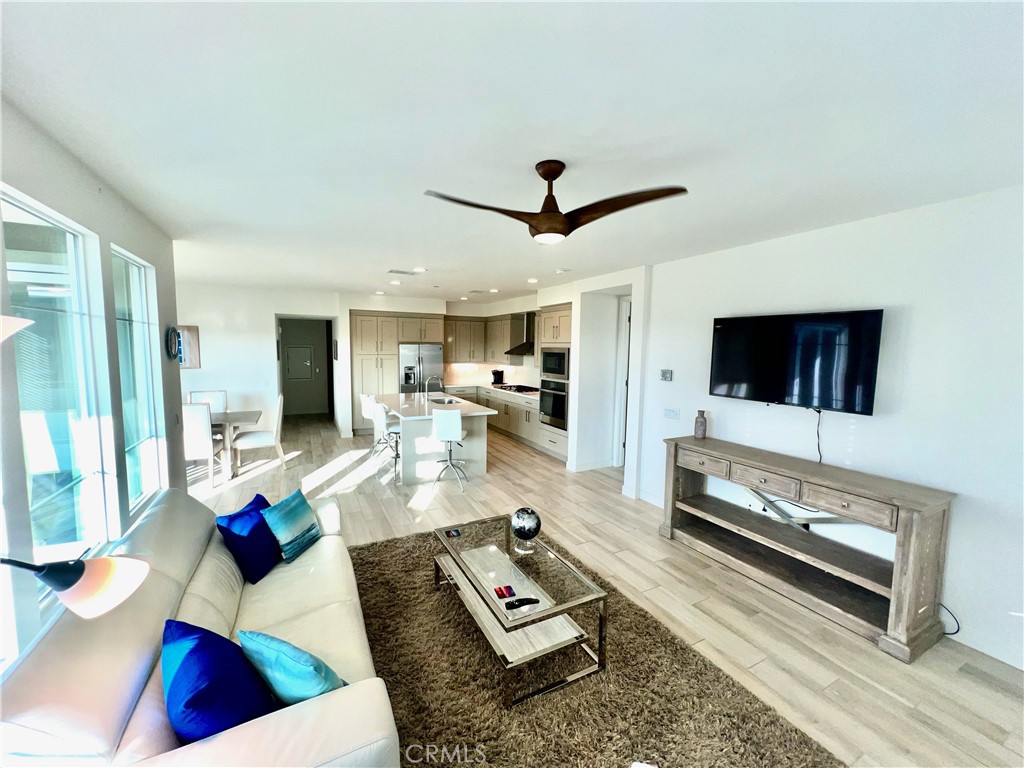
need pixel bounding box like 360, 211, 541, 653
165, 326, 180, 360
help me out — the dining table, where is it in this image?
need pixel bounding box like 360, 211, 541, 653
210, 409, 262, 478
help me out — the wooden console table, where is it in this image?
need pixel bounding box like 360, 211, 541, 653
660, 436, 955, 662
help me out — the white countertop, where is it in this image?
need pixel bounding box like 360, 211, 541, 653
450, 384, 540, 400
376, 393, 498, 421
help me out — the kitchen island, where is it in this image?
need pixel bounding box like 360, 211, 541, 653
375, 393, 497, 484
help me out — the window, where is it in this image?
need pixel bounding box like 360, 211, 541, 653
112, 249, 161, 508
1, 188, 169, 672
2, 198, 111, 563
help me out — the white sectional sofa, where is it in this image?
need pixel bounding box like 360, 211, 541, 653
1, 489, 400, 767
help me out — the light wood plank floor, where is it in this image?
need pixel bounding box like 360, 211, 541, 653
190, 416, 1024, 768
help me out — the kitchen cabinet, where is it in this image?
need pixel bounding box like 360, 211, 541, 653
512, 403, 540, 444
446, 320, 486, 363
540, 305, 571, 344
486, 318, 511, 363
351, 354, 399, 430
479, 387, 541, 447
399, 317, 443, 343
445, 386, 478, 404
353, 315, 398, 355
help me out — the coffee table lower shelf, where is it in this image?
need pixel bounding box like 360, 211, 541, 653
434, 553, 606, 705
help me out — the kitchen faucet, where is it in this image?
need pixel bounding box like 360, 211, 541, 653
425, 374, 444, 393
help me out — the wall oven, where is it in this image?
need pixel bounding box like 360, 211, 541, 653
539, 378, 568, 430
540, 346, 569, 381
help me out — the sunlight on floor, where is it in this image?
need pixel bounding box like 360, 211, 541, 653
187, 450, 303, 502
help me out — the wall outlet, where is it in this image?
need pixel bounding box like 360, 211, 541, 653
660, 369, 673, 381
664, 408, 680, 419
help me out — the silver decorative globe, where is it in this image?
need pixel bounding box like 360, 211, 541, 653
510, 507, 541, 541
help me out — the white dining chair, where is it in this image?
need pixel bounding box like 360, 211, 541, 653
432, 408, 468, 492
189, 390, 228, 438
233, 393, 286, 469
182, 403, 224, 485
189, 390, 228, 412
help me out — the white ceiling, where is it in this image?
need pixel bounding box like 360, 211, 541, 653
2, 3, 1020, 302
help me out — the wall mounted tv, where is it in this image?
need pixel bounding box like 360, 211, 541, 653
709, 309, 883, 416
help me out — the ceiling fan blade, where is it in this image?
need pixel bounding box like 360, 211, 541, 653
565, 186, 688, 232
424, 190, 542, 227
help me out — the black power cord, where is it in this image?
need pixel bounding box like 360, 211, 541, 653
813, 408, 823, 463
940, 603, 961, 636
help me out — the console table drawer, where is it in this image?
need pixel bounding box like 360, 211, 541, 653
678, 449, 730, 479
730, 463, 801, 501
802, 484, 898, 531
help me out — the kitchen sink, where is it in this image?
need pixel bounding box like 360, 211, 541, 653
430, 397, 459, 404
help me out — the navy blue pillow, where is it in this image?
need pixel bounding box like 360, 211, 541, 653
161, 619, 279, 742
216, 494, 281, 584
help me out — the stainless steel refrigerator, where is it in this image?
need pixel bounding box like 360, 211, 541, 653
398, 343, 444, 394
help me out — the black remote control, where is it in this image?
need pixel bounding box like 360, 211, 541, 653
504, 597, 540, 610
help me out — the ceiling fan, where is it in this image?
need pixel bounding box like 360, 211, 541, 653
425, 160, 687, 244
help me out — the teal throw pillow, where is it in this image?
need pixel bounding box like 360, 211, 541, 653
261, 489, 321, 563
237, 630, 346, 705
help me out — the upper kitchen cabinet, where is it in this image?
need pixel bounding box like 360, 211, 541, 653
398, 316, 443, 343
353, 314, 398, 354
444, 319, 486, 363
540, 304, 572, 344
485, 317, 511, 363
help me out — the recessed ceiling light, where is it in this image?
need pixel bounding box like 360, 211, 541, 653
375, 291, 385, 295
489, 288, 499, 293
459, 296, 469, 301
413, 267, 428, 273
527, 278, 539, 284
390, 280, 402, 285
554, 269, 570, 275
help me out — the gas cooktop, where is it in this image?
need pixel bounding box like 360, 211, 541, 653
493, 384, 539, 393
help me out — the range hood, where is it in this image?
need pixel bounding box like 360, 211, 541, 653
505, 311, 537, 356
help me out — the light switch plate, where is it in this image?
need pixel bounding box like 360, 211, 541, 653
664, 408, 680, 419
660, 369, 673, 381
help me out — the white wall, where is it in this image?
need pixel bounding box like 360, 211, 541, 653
639, 186, 1023, 668
175, 286, 448, 439
1, 102, 183, 492
573, 292, 622, 471
539, 265, 652, 496
177, 284, 344, 434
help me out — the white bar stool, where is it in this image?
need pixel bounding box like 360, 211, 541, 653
432, 408, 469, 492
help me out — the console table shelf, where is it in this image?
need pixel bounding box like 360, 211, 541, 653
661, 436, 955, 663
675, 495, 894, 597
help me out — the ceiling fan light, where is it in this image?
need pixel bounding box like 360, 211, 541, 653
533, 232, 566, 245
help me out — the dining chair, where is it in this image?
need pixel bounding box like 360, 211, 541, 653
189, 390, 228, 439
233, 393, 286, 470
189, 390, 228, 412
182, 403, 224, 485
431, 408, 468, 492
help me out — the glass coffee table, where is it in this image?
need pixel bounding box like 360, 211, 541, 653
433, 515, 607, 706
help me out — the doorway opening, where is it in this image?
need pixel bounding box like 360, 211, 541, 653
278, 317, 334, 419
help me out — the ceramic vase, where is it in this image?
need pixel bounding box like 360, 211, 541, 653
694, 410, 707, 439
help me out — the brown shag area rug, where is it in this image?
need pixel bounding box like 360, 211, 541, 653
350, 532, 842, 768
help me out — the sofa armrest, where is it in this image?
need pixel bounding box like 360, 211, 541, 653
311, 496, 342, 537
134, 678, 398, 767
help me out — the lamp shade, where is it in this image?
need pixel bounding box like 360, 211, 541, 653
0, 315, 34, 343
1, 556, 150, 619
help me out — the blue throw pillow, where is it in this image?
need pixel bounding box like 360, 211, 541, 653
261, 489, 321, 563
238, 630, 346, 705
161, 620, 279, 742
216, 494, 281, 584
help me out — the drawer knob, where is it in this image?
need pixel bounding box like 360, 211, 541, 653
759, 478, 767, 484
698, 460, 705, 466
841, 501, 849, 509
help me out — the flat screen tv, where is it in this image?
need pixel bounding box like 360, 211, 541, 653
709, 309, 883, 415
